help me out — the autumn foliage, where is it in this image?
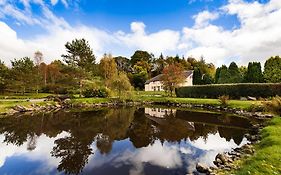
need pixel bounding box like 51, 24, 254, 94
161, 63, 185, 96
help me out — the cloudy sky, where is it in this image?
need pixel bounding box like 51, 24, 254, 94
0, 0, 280, 66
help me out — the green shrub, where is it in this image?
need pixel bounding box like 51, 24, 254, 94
82, 88, 109, 98
219, 95, 229, 107
41, 84, 69, 94
176, 83, 281, 99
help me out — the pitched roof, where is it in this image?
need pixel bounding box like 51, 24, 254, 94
145, 70, 193, 84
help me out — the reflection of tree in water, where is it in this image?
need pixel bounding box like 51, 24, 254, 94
218, 127, 245, 145
96, 134, 113, 155
51, 136, 92, 175
217, 113, 232, 123
0, 107, 136, 174
188, 123, 217, 141
27, 133, 38, 151
127, 108, 155, 148
0, 107, 250, 174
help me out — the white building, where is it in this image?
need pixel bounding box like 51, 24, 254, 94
144, 70, 193, 91
145, 108, 176, 118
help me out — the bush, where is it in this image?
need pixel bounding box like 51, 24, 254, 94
82, 88, 109, 98
176, 83, 281, 99
219, 95, 229, 107
263, 96, 281, 115
41, 84, 69, 94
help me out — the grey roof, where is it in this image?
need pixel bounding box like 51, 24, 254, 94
145, 70, 193, 84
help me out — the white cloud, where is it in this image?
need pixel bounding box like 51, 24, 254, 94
193, 10, 219, 28
116, 22, 180, 56
182, 0, 281, 66
50, 0, 58, 6
1, 0, 281, 66
50, 0, 69, 7
0, 132, 69, 172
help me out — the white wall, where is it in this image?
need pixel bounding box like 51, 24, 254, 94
145, 74, 193, 91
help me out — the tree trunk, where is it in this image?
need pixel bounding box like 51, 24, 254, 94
44, 69, 47, 86
79, 79, 83, 98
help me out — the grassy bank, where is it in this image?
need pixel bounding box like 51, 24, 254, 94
132, 96, 261, 110
231, 117, 281, 175
0, 91, 262, 114
0, 100, 50, 113
0, 93, 52, 99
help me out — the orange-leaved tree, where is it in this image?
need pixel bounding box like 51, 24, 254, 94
161, 63, 185, 96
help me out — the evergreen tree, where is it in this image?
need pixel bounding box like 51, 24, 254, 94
245, 62, 264, 83
11, 57, 36, 94
0, 60, 9, 93
228, 62, 242, 83
215, 67, 221, 84
130, 50, 152, 66
264, 56, 281, 83
218, 65, 230, 84
192, 67, 202, 85
62, 38, 96, 72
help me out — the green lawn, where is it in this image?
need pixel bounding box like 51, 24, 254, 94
0, 91, 262, 114
0, 100, 49, 113
70, 97, 110, 104
132, 95, 260, 110
0, 93, 52, 99
233, 117, 281, 175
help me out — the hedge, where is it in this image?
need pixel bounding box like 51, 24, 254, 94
175, 83, 281, 99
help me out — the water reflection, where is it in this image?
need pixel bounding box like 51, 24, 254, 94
0, 107, 252, 175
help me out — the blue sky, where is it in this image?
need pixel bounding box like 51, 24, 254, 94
0, 0, 280, 66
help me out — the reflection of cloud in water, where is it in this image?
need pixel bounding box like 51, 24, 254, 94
0, 132, 70, 174
85, 140, 182, 175
190, 132, 248, 151
85, 132, 248, 174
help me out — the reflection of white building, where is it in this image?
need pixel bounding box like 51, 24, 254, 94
144, 70, 193, 91
145, 108, 176, 118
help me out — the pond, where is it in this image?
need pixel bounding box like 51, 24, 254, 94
0, 107, 253, 175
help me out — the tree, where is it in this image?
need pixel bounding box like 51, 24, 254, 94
264, 56, 281, 83
114, 56, 131, 73
0, 60, 9, 93
11, 57, 36, 94
239, 66, 247, 82
218, 65, 230, 84
34, 51, 43, 66
245, 62, 264, 83
151, 53, 166, 77
202, 74, 214, 84
109, 72, 132, 99
62, 38, 96, 72
62, 38, 95, 96
215, 67, 221, 84
228, 62, 242, 83
129, 64, 148, 90
161, 63, 185, 96
34, 51, 44, 93
130, 50, 152, 66
99, 54, 118, 80
193, 67, 203, 85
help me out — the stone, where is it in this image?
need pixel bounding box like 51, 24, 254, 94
247, 96, 257, 101
245, 133, 251, 139
250, 135, 258, 141
12, 105, 30, 112
63, 98, 71, 103
196, 163, 211, 174
252, 124, 261, 132
241, 144, 254, 154
216, 153, 229, 164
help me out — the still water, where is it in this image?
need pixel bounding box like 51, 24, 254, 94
0, 107, 252, 175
